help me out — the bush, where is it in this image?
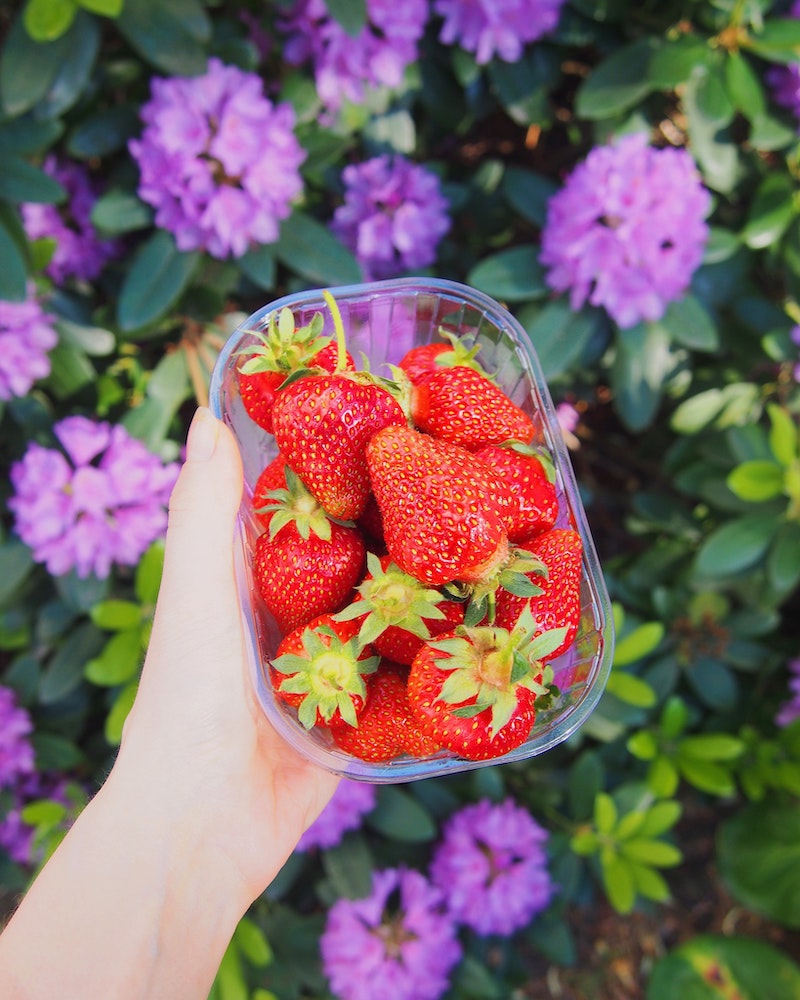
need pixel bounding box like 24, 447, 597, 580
2, 1, 800, 997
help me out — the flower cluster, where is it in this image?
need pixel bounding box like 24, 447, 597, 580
776, 657, 800, 728
21, 156, 120, 284
0, 287, 59, 401
0, 686, 35, 791
430, 798, 554, 936
433, 0, 566, 64
278, 0, 428, 113
331, 155, 450, 280
540, 133, 710, 329
8, 415, 180, 579
129, 58, 305, 259
321, 866, 462, 1000
296, 779, 377, 851
320, 798, 554, 998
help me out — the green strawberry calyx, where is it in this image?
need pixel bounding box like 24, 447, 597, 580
434, 327, 492, 379
334, 552, 448, 644
272, 624, 380, 729
237, 307, 329, 375
461, 547, 548, 626
256, 467, 352, 541
493, 438, 557, 483
428, 607, 560, 737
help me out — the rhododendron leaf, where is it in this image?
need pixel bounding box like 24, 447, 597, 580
67, 104, 140, 158
0, 13, 70, 114
325, 0, 367, 36
275, 211, 361, 286
0, 154, 65, 204
116, 0, 210, 76
118, 230, 200, 332
575, 37, 656, 119
467, 245, 548, 303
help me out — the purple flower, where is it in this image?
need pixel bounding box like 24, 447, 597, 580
278, 0, 428, 113
0, 687, 35, 791
0, 287, 58, 401
766, 0, 800, 126
129, 58, 305, 259
296, 779, 377, 851
776, 657, 800, 727
0, 773, 72, 866
332, 155, 450, 280
21, 156, 120, 284
8, 415, 180, 579
321, 867, 462, 1000
434, 0, 566, 64
540, 133, 711, 329
429, 798, 554, 936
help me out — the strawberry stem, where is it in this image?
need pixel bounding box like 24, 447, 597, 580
323, 289, 348, 373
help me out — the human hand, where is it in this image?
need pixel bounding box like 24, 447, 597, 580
115, 406, 340, 904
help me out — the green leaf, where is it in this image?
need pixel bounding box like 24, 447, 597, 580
238, 244, 276, 292
67, 104, 140, 157
594, 791, 617, 834
679, 734, 744, 762
567, 750, 604, 821
743, 18, 800, 65
122, 349, 190, 449
725, 52, 766, 121
575, 37, 656, 119
91, 188, 152, 235
487, 47, 556, 126
613, 622, 664, 667
767, 402, 798, 466
726, 460, 784, 502
741, 172, 797, 250
606, 672, 657, 708
0, 213, 28, 302
685, 657, 738, 712
274, 211, 362, 286
324, 0, 366, 36
648, 36, 710, 89
678, 756, 736, 797
638, 800, 682, 838
647, 756, 679, 798
767, 522, 800, 596
501, 166, 558, 227
467, 245, 547, 303
43, 340, 96, 399
117, 230, 200, 332
0, 12, 72, 115
630, 862, 671, 903
77, 0, 123, 15
104, 681, 138, 745
320, 834, 374, 900
694, 514, 776, 577
519, 299, 609, 380
116, 0, 211, 76
33, 10, 99, 119
656, 295, 719, 352
601, 852, 636, 914
627, 730, 658, 761
621, 838, 682, 867
646, 935, 800, 1000
90, 600, 143, 631
717, 800, 800, 929
0, 539, 35, 607
366, 787, 437, 842
610, 322, 673, 432
135, 542, 164, 605
84, 629, 143, 686
23, 0, 77, 42
233, 915, 272, 967
684, 66, 742, 194
32, 732, 84, 770
39, 621, 104, 704
0, 154, 65, 204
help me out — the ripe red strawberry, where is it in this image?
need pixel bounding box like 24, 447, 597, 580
494, 528, 583, 659
366, 425, 515, 587
473, 441, 558, 544
330, 661, 444, 761
252, 453, 288, 531
398, 329, 488, 385
238, 306, 354, 433
410, 366, 536, 451
272, 372, 407, 520
334, 553, 466, 666
407, 610, 562, 761
253, 477, 366, 634
270, 613, 379, 729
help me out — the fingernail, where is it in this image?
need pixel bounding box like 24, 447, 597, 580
186, 406, 219, 462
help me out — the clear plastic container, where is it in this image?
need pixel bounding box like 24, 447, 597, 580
209, 278, 614, 782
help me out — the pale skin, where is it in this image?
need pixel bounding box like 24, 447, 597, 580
0, 407, 340, 1000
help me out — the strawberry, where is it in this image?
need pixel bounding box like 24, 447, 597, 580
398, 329, 488, 385
272, 372, 407, 520
334, 552, 466, 666
473, 441, 558, 544
252, 453, 287, 531
238, 307, 355, 433
493, 528, 583, 659
270, 613, 379, 729
366, 425, 515, 587
410, 365, 536, 451
253, 472, 366, 634
407, 609, 563, 761
329, 661, 444, 761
